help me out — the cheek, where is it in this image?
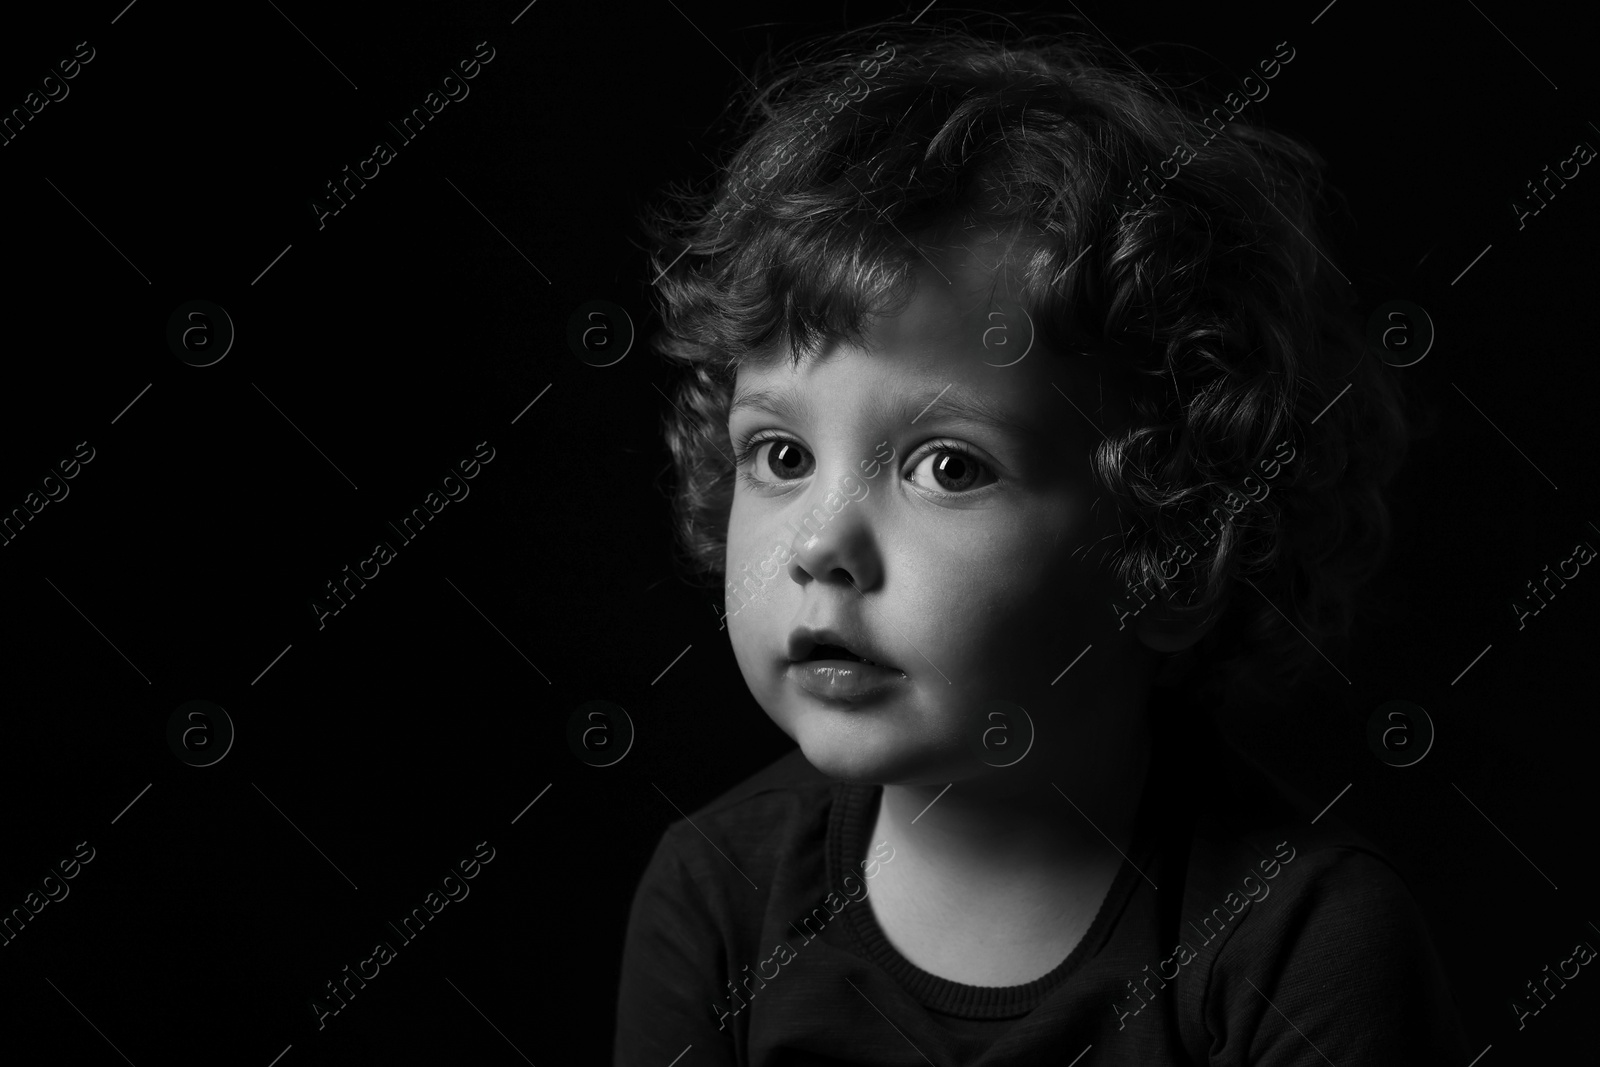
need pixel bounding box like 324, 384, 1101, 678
726, 600, 773, 705
893, 496, 1104, 661
724, 496, 767, 573
727, 613, 757, 668
724, 510, 781, 652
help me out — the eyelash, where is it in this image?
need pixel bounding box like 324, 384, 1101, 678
731, 432, 994, 495
730, 432, 780, 471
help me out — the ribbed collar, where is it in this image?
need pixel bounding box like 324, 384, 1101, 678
825, 689, 1206, 1019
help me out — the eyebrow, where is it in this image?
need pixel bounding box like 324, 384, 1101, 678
728, 386, 813, 424
728, 384, 1042, 440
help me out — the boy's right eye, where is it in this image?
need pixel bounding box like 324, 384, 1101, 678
736, 435, 815, 486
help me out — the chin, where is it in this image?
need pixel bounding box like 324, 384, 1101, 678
796, 743, 886, 783
785, 710, 967, 785
783, 712, 893, 782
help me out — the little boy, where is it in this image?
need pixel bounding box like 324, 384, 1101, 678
617, 19, 1469, 1065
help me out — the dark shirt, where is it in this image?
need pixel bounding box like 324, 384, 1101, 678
615, 695, 1471, 1064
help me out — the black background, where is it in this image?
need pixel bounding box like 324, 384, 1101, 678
0, 0, 1595, 1063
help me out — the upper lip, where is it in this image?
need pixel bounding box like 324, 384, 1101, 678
786, 625, 901, 670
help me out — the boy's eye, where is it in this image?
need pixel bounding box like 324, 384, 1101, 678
744, 438, 815, 484
736, 436, 994, 495
908, 447, 995, 494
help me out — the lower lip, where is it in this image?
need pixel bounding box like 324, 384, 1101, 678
787, 660, 907, 703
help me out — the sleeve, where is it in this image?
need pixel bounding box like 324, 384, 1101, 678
614, 824, 740, 1067
1204, 847, 1472, 1066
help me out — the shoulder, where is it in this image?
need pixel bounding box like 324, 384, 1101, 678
617, 749, 836, 1059
1169, 734, 1471, 1062
1146, 689, 1395, 871
1182, 735, 1437, 963
689, 744, 834, 821
640, 746, 834, 907
1153, 703, 1405, 925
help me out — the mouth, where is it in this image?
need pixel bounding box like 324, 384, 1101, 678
799, 643, 899, 670
785, 633, 907, 703
786, 659, 907, 703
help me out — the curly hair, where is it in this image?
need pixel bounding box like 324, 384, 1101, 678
641, 17, 1413, 710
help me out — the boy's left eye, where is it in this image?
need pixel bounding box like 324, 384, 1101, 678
908, 446, 996, 494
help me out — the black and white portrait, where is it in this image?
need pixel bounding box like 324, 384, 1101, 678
1, 2, 1594, 1065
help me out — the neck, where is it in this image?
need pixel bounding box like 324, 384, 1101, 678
872, 691, 1154, 898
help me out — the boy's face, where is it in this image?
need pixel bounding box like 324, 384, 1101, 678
724, 241, 1153, 787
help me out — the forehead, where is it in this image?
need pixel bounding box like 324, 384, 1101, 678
731, 237, 1115, 450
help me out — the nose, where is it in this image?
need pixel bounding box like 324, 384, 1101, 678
784, 488, 883, 592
